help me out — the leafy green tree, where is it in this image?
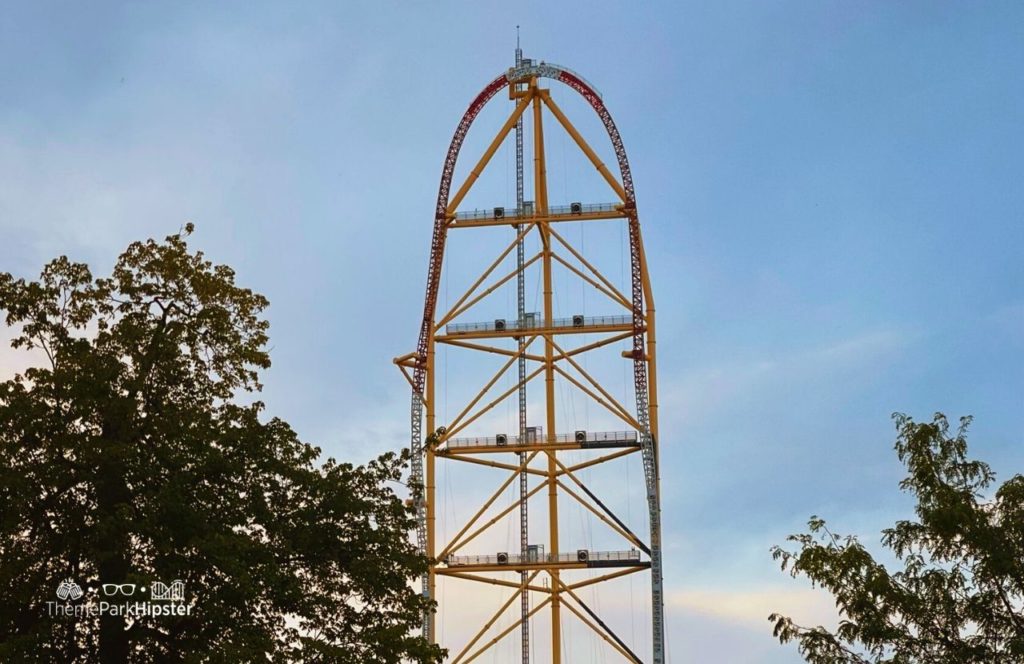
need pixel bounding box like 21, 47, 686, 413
771, 413, 1024, 663
0, 227, 443, 663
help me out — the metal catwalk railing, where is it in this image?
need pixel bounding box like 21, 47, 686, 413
445, 313, 630, 335
454, 201, 621, 222
445, 430, 637, 450
446, 549, 641, 567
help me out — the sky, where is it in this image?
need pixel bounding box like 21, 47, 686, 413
1, 2, 1022, 662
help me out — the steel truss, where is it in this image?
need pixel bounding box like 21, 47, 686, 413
395, 60, 664, 664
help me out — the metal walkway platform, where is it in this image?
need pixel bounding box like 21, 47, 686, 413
445, 549, 646, 571
442, 429, 639, 454
444, 313, 632, 338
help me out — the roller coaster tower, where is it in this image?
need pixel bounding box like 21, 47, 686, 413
394, 55, 664, 663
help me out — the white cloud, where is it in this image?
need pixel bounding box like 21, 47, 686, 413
659, 327, 917, 431
667, 585, 838, 632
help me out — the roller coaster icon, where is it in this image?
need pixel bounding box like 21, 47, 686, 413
150, 579, 185, 601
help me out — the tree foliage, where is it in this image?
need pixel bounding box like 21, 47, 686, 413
771, 413, 1024, 663
0, 227, 443, 663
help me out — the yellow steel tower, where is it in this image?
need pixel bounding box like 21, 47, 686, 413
395, 59, 664, 663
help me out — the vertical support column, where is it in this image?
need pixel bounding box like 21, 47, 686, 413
626, 214, 665, 664
513, 44, 531, 664
409, 391, 428, 638
637, 226, 659, 456
426, 336, 437, 644
634, 224, 664, 663
531, 80, 560, 664
648, 308, 659, 456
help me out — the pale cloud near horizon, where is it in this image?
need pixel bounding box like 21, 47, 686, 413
658, 326, 918, 433
667, 585, 838, 638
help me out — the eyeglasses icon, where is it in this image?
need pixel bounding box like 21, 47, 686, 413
102, 584, 136, 596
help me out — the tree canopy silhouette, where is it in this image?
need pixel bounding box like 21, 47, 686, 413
0, 227, 443, 663
771, 413, 1024, 663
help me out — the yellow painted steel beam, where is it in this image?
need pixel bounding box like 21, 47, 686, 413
451, 572, 545, 664
552, 252, 632, 311
448, 208, 625, 229
649, 307, 660, 470
441, 364, 546, 440
551, 451, 642, 543
633, 220, 656, 312
563, 448, 640, 475
444, 335, 539, 436
436, 570, 551, 594
568, 566, 647, 591
532, 80, 563, 664
435, 222, 536, 330
436, 337, 547, 363
438, 452, 549, 477
552, 363, 642, 431
554, 330, 635, 361
548, 335, 641, 429
509, 80, 529, 100
436, 251, 543, 331
394, 363, 416, 392
447, 92, 534, 215
559, 595, 640, 663
539, 90, 627, 203
392, 351, 418, 366
443, 478, 551, 557
461, 596, 553, 664
634, 221, 660, 452
556, 478, 646, 550
393, 357, 427, 408
437, 452, 540, 560
556, 578, 642, 663
548, 225, 633, 310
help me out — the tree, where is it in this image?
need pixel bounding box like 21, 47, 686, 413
0, 227, 443, 663
770, 413, 1024, 663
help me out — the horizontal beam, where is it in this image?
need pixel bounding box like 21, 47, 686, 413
437, 570, 551, 594
568, 566, 647, 591
438, 453, 549, 477
436, 338, 547, 363
563, 447, 639, 475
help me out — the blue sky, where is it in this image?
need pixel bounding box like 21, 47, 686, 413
1, 2, 1022, 662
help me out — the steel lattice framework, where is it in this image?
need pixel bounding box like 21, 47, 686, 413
394, 60, 664, 664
